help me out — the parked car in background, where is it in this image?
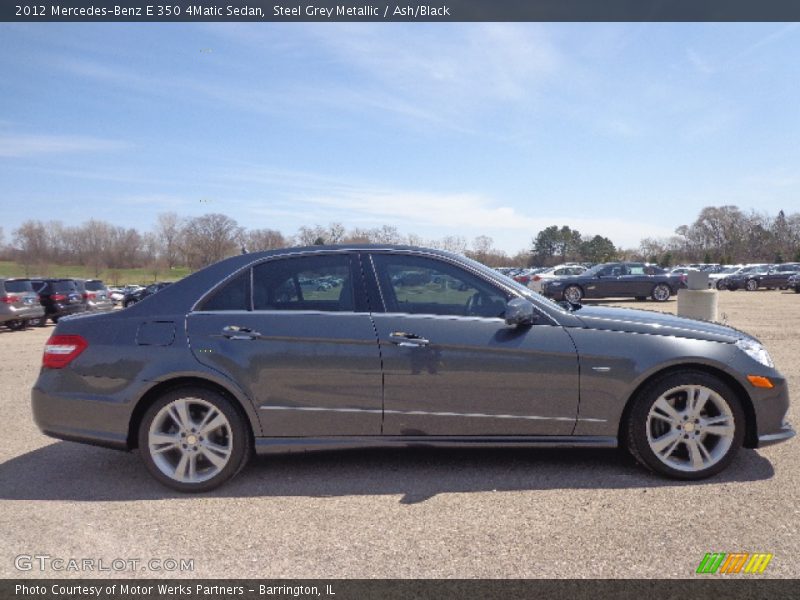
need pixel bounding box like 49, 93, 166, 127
708, 265, 744, 289
74, 279, 114, 312
723, 264, 773, 291
511, 268, 541, 286
529, 264, 588, 293
0, 278, 46, 330
761, 263, 800, 290
542, 262, 686, 303
788, 272, 800, 293
31, 245, 793, 491
122, 282, 172, 308
26, 278, 87, 323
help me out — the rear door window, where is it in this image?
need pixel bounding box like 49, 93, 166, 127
252, 254, 358, 312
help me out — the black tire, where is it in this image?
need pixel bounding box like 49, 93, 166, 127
651, 283, 671, 302
51, 316, 59, 323
625, 371, 745, 480
563, 285, 583, 304
33, 316, 47, 327
6, 319, 27, 331
745, 279, 758, 292
716, 280, 726, 290
794, 287, 800, 294
138, 387, 251, 493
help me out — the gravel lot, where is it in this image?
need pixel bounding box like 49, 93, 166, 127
1, 291, 797, 579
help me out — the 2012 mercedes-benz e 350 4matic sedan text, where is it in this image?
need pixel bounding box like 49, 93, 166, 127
32, 246, 794, 492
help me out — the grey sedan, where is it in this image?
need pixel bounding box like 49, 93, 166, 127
31, 246, 794, 492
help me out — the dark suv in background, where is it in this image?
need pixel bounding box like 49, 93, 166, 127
28, 278, 87, 323
0, 278, 46, 330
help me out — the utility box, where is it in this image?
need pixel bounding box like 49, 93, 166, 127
678, 271, 717, 321
687, 270, 709, 290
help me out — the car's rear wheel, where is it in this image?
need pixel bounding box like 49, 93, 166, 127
651, 283, 671, 302
746, 279, 758, 291
5, 319, 27, 331
716, 280, 726, 290
625, 372, 744, 479
138, 387, 250, 492
563, 285, 583, 304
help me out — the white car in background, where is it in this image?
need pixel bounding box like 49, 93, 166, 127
528, 264, 588, 293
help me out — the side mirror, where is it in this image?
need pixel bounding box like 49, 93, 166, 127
505, 298, 535, 327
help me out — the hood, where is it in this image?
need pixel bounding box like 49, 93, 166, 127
571, 305, 749, 343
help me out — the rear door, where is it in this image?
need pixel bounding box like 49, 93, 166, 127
187, 252, 383, 437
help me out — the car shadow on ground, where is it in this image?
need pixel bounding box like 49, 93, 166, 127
0, 442, 775, 504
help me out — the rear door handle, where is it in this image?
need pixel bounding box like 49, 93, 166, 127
389, 331, 430, 347
221, 325, 261, 340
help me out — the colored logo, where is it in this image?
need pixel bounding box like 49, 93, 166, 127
696, 553, 773, 574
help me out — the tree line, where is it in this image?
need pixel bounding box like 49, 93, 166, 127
1, 205, 797, 279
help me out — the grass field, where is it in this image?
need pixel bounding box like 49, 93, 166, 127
0, 261, 191, 285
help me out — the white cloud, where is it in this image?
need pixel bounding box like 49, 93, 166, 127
0, 133, 128, 157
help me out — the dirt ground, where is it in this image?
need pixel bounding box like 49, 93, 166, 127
0, 290, 797, 579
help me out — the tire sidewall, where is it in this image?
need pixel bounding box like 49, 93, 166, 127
564, 285, 582, 303
137, 387, 250, 492
652, 284, 671, 302
627, 371, 745, 480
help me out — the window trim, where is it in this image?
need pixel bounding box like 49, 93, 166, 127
192, 250, 364, 314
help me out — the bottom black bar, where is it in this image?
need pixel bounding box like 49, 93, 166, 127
3, 579, 799, 600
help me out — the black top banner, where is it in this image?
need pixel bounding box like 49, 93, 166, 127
5, 0, 800, 22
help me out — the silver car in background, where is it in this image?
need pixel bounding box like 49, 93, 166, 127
0, 278, 46, 330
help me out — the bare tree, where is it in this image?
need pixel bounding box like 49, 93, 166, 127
155, 212, 182, 269
245, 228, 287, 252
181, 213, 243, 269
13, 221, 49, 275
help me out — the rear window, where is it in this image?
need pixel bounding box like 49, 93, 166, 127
3, 280, 35, 293
50, 280, 78, 292
84, 280, 106, 291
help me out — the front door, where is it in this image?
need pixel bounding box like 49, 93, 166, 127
366, 252, 580, 436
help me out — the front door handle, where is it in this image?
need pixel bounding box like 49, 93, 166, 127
221, 325, 261, 340
389, 331, 430, 347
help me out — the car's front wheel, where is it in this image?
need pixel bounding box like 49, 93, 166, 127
138, 387, 251, 492
563, 285, 583, 304
651, 284, 671, 302
625, 371, 745, 479
5, 319, 27, 331
746, 279, 758, 291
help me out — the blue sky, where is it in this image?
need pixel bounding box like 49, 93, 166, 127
1, 23, 799, 254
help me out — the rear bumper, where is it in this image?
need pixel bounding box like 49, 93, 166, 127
31, 377, 132, 451
0, 305, 45, 322
49, 303, 88, 317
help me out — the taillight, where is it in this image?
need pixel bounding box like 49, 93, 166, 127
0, 294, 20, 304
42, 335, 88, 369
533, 275, 541, 281
51, 293, 67, 301
86, 292, 96, 300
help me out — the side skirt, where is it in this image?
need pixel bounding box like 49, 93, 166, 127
254, 435, 618, 455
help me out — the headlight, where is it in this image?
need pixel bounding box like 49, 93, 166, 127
736, 338, 774, 368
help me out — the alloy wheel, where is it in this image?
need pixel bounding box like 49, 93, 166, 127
147, 397, 234, 484
645, 385, 735, 474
